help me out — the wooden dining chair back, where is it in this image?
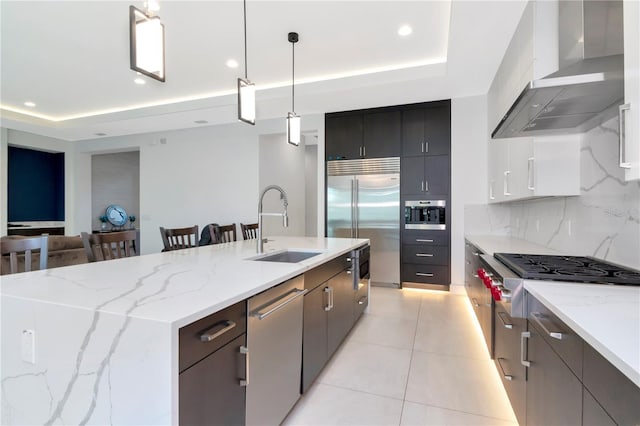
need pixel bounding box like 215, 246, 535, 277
160, 225, 199, 251
0, 234, 48, 274
240, 223, 259, 240
208, 224, 237, 244
81, 231, 139, 262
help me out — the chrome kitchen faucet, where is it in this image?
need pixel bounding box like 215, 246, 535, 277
257, 185, 288, 253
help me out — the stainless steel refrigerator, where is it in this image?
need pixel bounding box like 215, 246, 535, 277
326, 158, 400, 287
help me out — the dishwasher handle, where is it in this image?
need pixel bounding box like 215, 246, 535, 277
253, 288, 308, 320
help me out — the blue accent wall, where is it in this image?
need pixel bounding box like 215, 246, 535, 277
8, 146, 65, 221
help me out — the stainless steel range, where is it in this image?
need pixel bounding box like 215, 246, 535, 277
480, 253, 640, 319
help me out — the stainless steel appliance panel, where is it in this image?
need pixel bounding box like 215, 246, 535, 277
246, 276, 306, 426
356, 173, 400, 286
404, 200, 446, 230
327, 175, 355, 239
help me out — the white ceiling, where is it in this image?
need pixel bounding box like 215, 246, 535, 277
0, 0, 527, 141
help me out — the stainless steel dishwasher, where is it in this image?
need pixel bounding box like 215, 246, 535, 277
246, 275, 307, 426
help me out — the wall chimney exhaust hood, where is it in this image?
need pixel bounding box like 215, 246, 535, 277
492, 0, 624, 139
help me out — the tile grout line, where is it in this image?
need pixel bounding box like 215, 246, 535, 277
399, 291, 424, 425
401, 399, 519, 425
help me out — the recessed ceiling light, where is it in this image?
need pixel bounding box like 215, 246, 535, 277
24, 101, 36, 107
134, 78, 146, 85
94, 133, 107, 136
194, 120, 208, 124
226, 59, 239, 69
398, 25, 412, 37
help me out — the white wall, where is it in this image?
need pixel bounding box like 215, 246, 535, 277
258, 133, 307, 238
305, 144, 318, 237
72, 115, 325, 254
451, 95, 489, 290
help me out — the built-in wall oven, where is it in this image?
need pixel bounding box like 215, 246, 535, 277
404, 200, 446, 230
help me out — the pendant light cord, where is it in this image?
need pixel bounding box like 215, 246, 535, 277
243, 0, 248, 79
292, 40, 295, 112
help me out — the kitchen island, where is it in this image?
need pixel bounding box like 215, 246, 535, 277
0, 236, 368, 425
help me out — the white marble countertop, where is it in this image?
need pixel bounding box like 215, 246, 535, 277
1, 236, 368, 425
465, 234, 563, 256
0, 236, 368, 328
525, 281, 640, 387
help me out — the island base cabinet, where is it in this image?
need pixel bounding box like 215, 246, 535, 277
179, 334, 246, 426
302, 284, 329, 393
583, 389, 616, 426
327, 270, 355, 356
525, 321, 583, 426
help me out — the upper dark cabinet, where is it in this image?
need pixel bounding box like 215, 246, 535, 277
325, 115, 363, 160
402, 105, 450, 157
363, 111, 401, 158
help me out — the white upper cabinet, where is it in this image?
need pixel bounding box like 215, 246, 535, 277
488, 135, 580, 204
622, 0, 640, 181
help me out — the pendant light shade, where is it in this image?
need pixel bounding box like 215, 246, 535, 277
129, 5, 165, 82
287, 112, 301, 146
287, 32, 300, 146
238, 0, 256, 125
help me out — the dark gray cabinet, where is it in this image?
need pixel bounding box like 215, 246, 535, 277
494, 304, 526, 426
179, 301, 247, 426
402, 106, 450, 157
325, 110, 400, 160
400, 155, 450, 196
326, 115, 362, 160
583, 389, 616, 426
302, 253, 358, 393
525, 319, 583, 426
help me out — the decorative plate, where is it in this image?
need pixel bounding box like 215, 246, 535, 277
105, 205, 128, 227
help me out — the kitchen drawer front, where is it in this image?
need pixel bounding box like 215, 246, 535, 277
402, 230, 449, 246
582, 343, 640, 425
527, 295, 583, 379
179, 300, 247, 372
401, 264, 449, 285
304, 254, 350, 291
402, 244, 448, 265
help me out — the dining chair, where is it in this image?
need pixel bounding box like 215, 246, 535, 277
208, 224, 237, 244
0, 234, 49, 274
240, 223, 259, 240
160, 225, 199, 251
81, 230, 139, 262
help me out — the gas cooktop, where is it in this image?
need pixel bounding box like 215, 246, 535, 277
494, 253, 640, 285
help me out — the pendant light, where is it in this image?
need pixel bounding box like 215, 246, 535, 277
238, 0, 255, 125
129, 0, 165, 82
287, 32, 300, 146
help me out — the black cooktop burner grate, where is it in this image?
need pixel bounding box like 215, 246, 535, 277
493, 253, 640, 285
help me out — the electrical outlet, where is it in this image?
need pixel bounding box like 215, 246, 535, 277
21, 329, 36, 364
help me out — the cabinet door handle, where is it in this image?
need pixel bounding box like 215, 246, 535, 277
363, 146, 366, 157
416, 272, 434, 277
496, 358, 513, 381
471, 297, 480, 308
619, 104, 631, 168
424, 180, 429, 192
416, 239, 434, 243
359, 146, 362, 157
416, 253, 434, 257
421, 181, 424, 192
503, 171, 511, 196
324, 286, 334, 311
239, 345, 249, 386
489, 179, 495, 200
520, 331, 531, 367
200, 320, 237, 342
530, 312, 564, 340
527, 157, 535, 190
253, 288, 308, 320
421, 142, 424, 153
425, 141, 429, 153
497, 311, 513, 329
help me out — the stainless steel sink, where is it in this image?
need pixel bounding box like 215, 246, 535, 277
251, 250, 322, 263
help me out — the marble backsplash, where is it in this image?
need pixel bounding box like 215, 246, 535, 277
466, 117, 640, 270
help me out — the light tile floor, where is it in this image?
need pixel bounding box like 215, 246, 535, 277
283, 287, 518, 426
